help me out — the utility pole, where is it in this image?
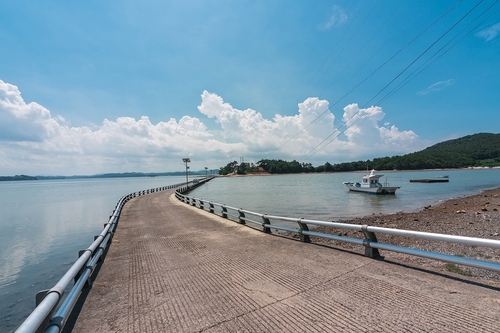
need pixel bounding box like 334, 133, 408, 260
182, 158, 191, 188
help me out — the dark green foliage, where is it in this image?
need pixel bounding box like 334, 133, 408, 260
363, 133, 500, 170
336, 133, 499, 171
219, 161, 238, 175
218, 161, 259, 175
257, 159, 316, 174
221, 133, 500, 174
423, 133, 500, 161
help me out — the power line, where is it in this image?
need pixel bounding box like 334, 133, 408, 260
264, 0, 408, 158
264, 0, 463, 161
299, 0, 497, 161
377, 0, 500, 106
362, 0, 485, 108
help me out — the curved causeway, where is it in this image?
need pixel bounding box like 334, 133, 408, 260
68, 190, 500, 332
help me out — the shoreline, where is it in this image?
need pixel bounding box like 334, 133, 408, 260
310, 187, 500, 285
228, 166, 500, 177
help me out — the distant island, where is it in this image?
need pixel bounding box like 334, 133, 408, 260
0, 171, 209, 182
35, 171, 204, 180
0, 175, 37, 181
219, 132, 500, 175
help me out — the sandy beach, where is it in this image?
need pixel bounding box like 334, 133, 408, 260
310, 188, 500, 286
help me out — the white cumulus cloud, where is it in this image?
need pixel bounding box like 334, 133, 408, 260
0, 80, 426, 175
0, 81, 59, 142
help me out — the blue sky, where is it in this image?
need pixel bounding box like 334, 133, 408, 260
1, 0, 499, 175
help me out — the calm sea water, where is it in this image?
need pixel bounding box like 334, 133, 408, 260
190, 169, 500, 220
0, 176, 186, 333
1, 169, 499, 331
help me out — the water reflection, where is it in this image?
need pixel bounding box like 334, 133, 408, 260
1, 170, 499, 332
0, 176, 186, 332
190, 169, 500, 221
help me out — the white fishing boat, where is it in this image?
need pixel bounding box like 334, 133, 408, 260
343, 170, 400, 194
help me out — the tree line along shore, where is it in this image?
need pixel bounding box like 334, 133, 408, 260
219, 133, 500, 175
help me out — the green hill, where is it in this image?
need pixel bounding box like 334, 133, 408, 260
220, 133, 500, 174
369, 133, 500, 170
340, 133, 500, 171
421, 133, 500, 162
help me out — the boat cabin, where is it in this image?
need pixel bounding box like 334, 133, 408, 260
361, 170, 383, 188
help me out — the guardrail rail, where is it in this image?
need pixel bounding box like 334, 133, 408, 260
15, 177, 214, 333
15, 176, 499, 332
175, 189, 500, 273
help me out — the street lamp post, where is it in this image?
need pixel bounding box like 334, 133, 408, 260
182, 158, 191, 188
204, 167, 208, 178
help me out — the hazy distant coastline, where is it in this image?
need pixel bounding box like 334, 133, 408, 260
0, 175, 38, 181
0, 171, 209, 182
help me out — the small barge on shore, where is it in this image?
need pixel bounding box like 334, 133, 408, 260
343, 170, 400, 194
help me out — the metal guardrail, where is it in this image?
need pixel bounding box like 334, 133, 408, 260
15, 178, 214, 333
15, 176, 498, 332
175, 190, 500, 273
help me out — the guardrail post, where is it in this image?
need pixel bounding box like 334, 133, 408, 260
209, 202, 215, 213
361, 225, 382, 258
94, 235, 107, 262
238, 209, 246, 225
221, 205, 228, 219
261, 215, 271, 234
76, 249, 93, 287
34, 288, 61, 333
191, 198, 196, 207
199, 200, 204, 210
297, 218, 311, 243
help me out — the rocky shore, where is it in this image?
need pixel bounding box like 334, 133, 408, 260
309, 188, 500, 286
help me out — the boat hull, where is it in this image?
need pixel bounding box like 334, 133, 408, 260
344, 184, 399, 194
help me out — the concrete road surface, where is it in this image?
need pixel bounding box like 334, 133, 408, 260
66, 190, 500, 332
